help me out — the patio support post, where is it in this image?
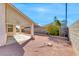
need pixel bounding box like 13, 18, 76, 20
31, 23, 35, 40
19, 26, 22, 33
14, 25, 16, 34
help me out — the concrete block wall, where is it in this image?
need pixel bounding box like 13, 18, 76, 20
69, 28, 79, 55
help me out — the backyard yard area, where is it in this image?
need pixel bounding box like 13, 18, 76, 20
0, 34, 76, 56
23, 35, 76, 56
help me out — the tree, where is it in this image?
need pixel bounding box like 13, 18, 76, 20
53, 16, 61, 27
47, 25, 59, 35
44, 16, 61, 36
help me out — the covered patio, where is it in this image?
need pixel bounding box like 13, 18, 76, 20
5, 3, 35, 45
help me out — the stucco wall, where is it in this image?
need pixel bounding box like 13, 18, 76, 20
6, 4, 30, 26
6, 4, 32, 36
69, 26, 79, 55
0, 4, 7, 46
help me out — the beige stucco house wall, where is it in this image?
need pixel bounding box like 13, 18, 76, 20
0, 3, 35, 46
69, 20, 79, 55
6, 4, 33, 36
0, 4, 7, 46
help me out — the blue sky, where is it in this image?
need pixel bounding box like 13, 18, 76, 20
13, 3, 79, 27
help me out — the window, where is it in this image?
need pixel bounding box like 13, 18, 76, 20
8, 24, 13, 32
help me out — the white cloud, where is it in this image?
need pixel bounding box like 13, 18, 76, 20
30, 7, 50, 13
38, 23, 42, 26
36, 7, 48, 12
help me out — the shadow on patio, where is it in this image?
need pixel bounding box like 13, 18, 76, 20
0, 36, 31, 56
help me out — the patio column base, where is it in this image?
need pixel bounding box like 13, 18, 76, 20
31, 36, 35, 40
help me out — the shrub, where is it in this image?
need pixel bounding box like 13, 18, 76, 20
46, 25, 59, 36
44, 16, 61, 36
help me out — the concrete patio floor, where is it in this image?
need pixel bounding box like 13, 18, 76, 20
0, 33, 31, 56
0, 42, 24, 56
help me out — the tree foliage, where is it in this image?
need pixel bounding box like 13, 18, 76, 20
44, 16, 61, 36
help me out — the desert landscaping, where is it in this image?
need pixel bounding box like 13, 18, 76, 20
23, 35, 76, 56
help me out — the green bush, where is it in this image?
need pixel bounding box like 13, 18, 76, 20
44, 16, 61, 36
47, 25, 59, 36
